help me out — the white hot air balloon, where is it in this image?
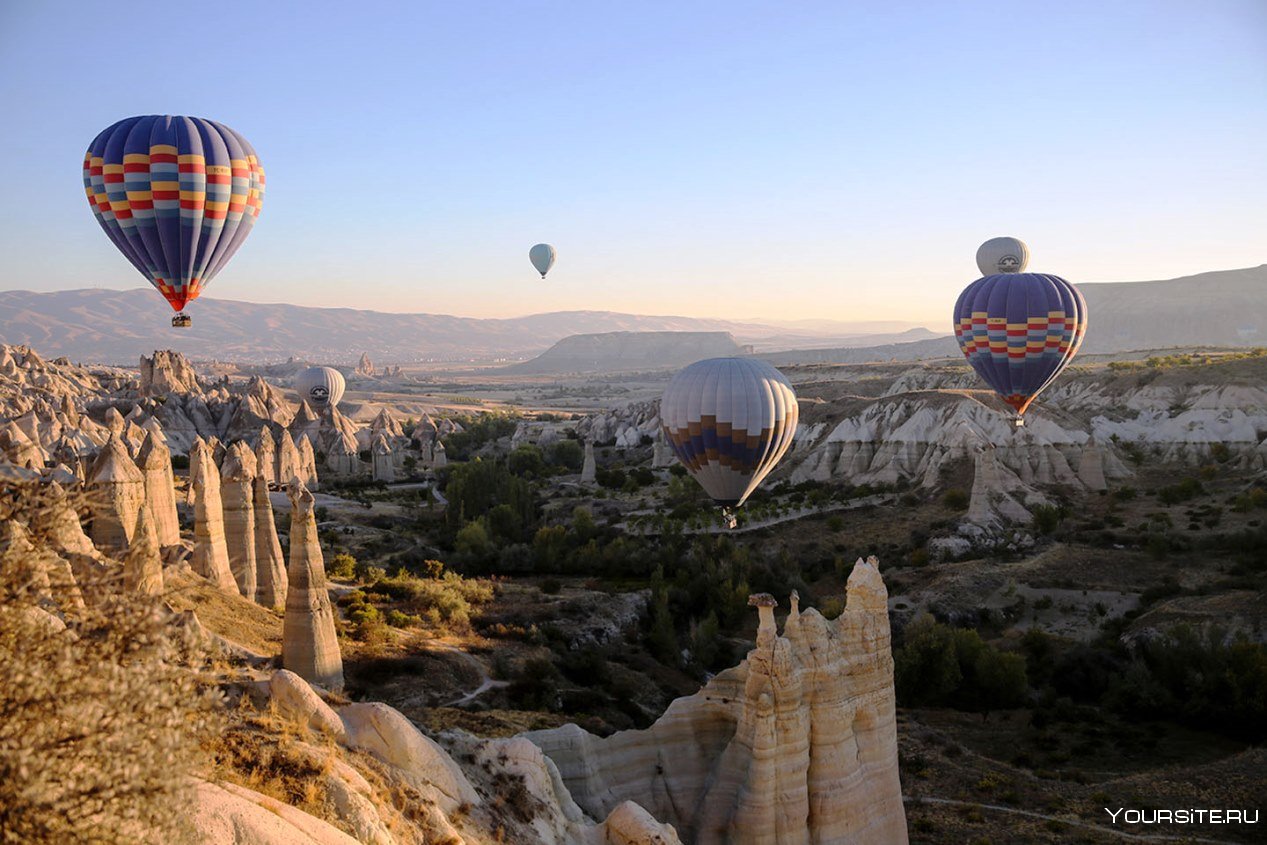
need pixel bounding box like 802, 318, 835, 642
660, 357, 799, 527
975, 236, 1030, 276
529, 243, 556, 278
294, 367, 346, 409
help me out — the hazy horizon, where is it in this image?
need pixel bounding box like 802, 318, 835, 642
2, 1, 1264, 326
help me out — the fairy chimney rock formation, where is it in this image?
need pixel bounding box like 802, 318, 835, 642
282, 482, 343, 690
252, 475, 288, 608
34, 481, 97, 560
525, 556, 908, 845
295, 435, 319, 490
220, 442, 259, 601
87, 434, 146, 551
136, 429, 181, 546
371, 433, 395, 482
277, 430, 301, 490
254, 427, 278, 488
189, 438, 238, 594
124, 503, 164, 596
355, 352, 375, 377
140, 349, 200, 396
581, 440, 597, 483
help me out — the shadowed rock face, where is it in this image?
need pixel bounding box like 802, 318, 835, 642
87, 434, 145, 552
253, 475, 287, 608
254, 427, 277, 488
189, 438, 237, 594
221, 442, 258, 602
525, 557, 907, 845
124, 503, 164, 596
136, 429, 181, 546
282, 482, 342, 691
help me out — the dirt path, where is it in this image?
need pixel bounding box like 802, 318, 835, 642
904, 796, 1246, 844
430, 642, 509, 707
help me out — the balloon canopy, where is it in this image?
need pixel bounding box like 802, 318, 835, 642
529, 243, 556, 278
976, 237, 1030, 277
953, 272, 1087, 419
660, 357, 799, 508
294, 367, 346, 409
83, 115, 265, 313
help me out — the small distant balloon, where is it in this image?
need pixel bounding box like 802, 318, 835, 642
294, 367, 345, 409
976, 237, 1030, 276
529, 243, 556, 278
953, 242, 1087, 423
660, 357, 799, 510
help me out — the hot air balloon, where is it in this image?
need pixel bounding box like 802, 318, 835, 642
529, 243, 556, 278
976, 236, 1030, 276
294, 367, 346, 409
83, 115, 265, 328
661, 358, 799, 527
953, 243, 1087, 425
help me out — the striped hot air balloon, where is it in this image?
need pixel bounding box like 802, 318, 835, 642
83, 115, 264, 326
294, 367, 346, 409
953, 253, 1087, 423
660, 358, 799, 519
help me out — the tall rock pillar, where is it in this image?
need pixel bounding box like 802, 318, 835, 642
282, 481, 343, 690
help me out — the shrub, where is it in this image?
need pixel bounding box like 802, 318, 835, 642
943, 488, 969, 510
327, 552, 357, 579
540, 577, 562, 595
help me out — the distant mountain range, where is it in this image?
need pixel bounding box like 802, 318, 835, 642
0, 265, 1260, 365
504, 331, 746, 374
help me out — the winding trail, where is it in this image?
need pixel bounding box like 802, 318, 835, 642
904, 796, 1247, 844
430, 642, 509, 707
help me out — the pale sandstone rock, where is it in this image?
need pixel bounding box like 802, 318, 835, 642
139, 350, 200, 396
282, 482, 343, 690
255, 427, 278, 488
296, 435, 320, 490
268, 669, 346, 740
221, 442, 258, 601
277, 430, 301, 488
371, 432, 395, 482
34, 481, 97, 560
123, 503, 164, 596
253, 475, 288, 608
603, 801, 683, 844
87, 434, 145, 551
581, 440, 597, 483
338, 702, 478, 812
136, 429, 181, 546
525, 557, 907, 845
190, 438, 238, 593
190, 779, 360, 845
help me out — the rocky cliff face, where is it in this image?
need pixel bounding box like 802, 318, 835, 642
525, 558, 907, 845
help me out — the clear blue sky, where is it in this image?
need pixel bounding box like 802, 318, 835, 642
1, 0, 1263, 324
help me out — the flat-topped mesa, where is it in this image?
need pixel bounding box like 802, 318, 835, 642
254, 427, 277, 488
124, 503, 164, 596
136, 429, 181, 547
294, 436, 319, 491
525, 557, 907, 845
252, 475, 287, 608
282, 481, 343, 690
139, 349, 200, 396
189, 438, 237, 594
87, 434, 146, 552
220, 442, 258, 602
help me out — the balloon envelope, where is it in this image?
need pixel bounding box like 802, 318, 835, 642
953, 273, 1087, 417
294, 367, 346, 409
529, 243, 556, 278
83, 115, 265, 312
976, 237, 1030, 277
660, 358, 799, 507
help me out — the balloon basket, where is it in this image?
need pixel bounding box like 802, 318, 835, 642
721, 507, 738, 530
1013, 416, 1025, 428
171, 312, 192, 328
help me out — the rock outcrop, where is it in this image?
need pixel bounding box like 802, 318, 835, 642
282, 482, 343, 690
220, 442, 258, 601
136, 428, 181, 546
86, 434, 145, 551
254, 427, 277, 488
253, 475, 288, 608
525, 557, 907, 845
581, 440, 597, 483
139, 350, 200, 396
123, 503, 164, 595
189, 438, 237, 594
